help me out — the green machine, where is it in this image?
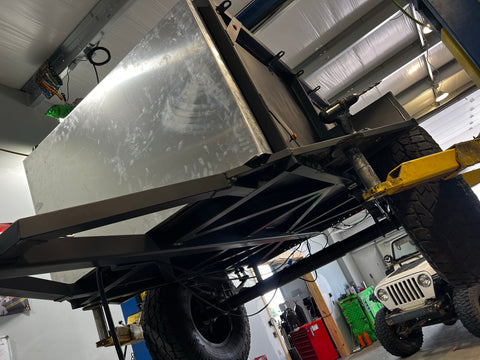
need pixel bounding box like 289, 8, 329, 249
338, 287, 383, 346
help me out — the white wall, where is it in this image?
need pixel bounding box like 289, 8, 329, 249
2, 275, 131, 360
246, 297, 287, 360
0, 85, 131, 360
0, 152, 35, 222
0, 84, 57, 222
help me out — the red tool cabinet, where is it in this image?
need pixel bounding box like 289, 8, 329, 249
290, 319, 339, 360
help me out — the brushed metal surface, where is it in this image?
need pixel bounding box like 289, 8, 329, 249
24, 0, 270, 240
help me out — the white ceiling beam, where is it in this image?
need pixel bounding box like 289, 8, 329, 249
294, 0, 408, 76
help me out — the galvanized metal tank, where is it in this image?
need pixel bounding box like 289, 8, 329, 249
24, 0, 271, 237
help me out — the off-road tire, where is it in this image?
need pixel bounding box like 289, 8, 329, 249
372, 126, 480, 285
142, 283, 250, 360
374, 307, 423, 357
453, 284, 480, 337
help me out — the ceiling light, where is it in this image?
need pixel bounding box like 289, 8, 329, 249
422, 25, 433, 34
435, 91, 449, 102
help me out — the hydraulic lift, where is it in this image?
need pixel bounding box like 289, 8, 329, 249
364, 135, 480, 200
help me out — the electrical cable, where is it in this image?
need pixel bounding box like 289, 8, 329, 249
245, 287, 279, 317
390, 0, 429, 28
93, 65, 100, 84
86, 46, 111, 84
309, 233, 329, 248
332, 211, 370, 230
300, 240, 318, 283
268, 110, 301, 146
0, 148, 28, 157
187, 280, 280, 318
63, 69, 71, 103
96, 268, 124, 360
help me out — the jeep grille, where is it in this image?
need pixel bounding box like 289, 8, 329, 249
386, 277, 425, 306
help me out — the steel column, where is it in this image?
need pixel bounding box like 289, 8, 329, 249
0, 173, 236, 255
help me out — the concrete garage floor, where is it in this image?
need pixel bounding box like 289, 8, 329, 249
342, 322, 480, 360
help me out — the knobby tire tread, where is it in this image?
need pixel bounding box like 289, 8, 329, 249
374, 307, 423, 357
372, 126, 480, 285
142, 284, 250, 360
453, 285, 480, 337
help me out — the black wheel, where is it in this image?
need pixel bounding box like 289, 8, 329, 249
142, 280, 250, 360
453, 284, 480, 337
374, 307, 423, 357
372, 126, 480, 286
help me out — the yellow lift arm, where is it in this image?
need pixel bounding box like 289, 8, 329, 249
364, 135, 480, 200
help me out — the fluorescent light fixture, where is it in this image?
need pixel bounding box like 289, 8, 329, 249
435, 91, 449, 102
422, 25, 433, 34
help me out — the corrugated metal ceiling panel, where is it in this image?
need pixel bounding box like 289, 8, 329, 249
0, 0, 97, 88
0, 0, 468, 120
350, 42, 456, 114
305, 12, 417, 100
350, 57, 428, 114
255, 0, 381, 68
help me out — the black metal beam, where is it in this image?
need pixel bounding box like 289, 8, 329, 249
170, 172, 290, 245
0, 172, 237, 255
248, 191, 323, 236
193, 188, 327, 239
0, 229, 319, 280
0, 277, 77, 301
225, 219, 398, 309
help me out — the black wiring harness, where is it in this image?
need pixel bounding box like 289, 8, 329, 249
86, 45, 112, 83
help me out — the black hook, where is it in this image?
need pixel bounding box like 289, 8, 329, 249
268, 51, 285, 67
216, 1, 232, 14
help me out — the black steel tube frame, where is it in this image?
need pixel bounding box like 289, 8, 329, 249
0, 0, 419, 310
0, 121, 414, 307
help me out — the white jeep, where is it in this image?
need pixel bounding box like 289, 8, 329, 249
373, 237, 480, 357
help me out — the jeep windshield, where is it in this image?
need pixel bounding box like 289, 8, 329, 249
392, 237, 419, 261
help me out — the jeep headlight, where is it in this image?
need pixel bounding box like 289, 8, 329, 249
377, 288, 389, 301
417, 273, 432, 287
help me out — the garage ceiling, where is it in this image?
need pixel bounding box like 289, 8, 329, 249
0, 0, 477, 120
